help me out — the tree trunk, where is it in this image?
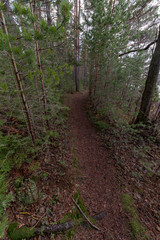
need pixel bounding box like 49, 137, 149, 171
83, 48, 87, 88
74, 0, 80, 92
30, 1, 50, 130
0, 9, 36, 145
135, 29, 160, 124
45, 0, 52, 25
89, 60, 94, 96
93, 56, 100, 96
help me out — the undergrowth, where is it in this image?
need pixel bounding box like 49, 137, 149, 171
0, 133, 32, 238
0, 174, 13, 238
7, 192, 93, 240
0, 102, 71, 238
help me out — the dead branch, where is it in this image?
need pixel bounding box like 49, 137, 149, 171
72, 198, 101, 231
119, 39, 157, 57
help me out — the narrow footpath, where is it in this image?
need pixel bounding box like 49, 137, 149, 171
69, 92, 131, 240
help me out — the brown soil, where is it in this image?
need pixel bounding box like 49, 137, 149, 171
68, 91, 131, 240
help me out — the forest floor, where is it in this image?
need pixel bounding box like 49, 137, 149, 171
4, 91, 160, 240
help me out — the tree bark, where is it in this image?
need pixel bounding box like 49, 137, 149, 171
135, 29, 160, 124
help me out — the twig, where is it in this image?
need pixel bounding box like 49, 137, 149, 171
72, 197, 101, 231
146, 151, 160, 161
33, 212, 46, 228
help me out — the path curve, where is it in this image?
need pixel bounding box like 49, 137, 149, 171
69, 92, 131, 240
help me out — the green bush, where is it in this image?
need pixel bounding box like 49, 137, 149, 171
0, 133, 31, 172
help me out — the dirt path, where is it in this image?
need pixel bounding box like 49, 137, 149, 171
69, 92, 131, 240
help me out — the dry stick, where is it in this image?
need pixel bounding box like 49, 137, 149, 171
33, 212, 46, 228
0, 8, 36, 146
72, 198, 101, 231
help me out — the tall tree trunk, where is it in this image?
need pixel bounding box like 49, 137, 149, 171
93, 55, 100, 96
0, 9, 36, 145
83, 48, 87, 88
135, 29, 160, 124
89, 60, 94, 96
30, 1, 50, 130
74, 0, 80, 92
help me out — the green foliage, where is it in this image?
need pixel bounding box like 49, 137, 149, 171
94, 120, 109, 130
0, 173, 13, 238
84, 0, 158, 126
0, 133, 32, 172
29, 161, 41, 172
8, 223, 35, 240
0, 127, 33, 237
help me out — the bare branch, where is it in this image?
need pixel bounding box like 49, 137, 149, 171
119, 39, 157, 57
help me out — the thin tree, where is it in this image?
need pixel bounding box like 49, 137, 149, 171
30, 0, 50, 129
74, 0, 80, 91
0, 8, 36, 145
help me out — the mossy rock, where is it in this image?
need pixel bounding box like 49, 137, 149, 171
8, 223, 35, 240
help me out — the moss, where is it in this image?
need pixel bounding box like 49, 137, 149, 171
8, 223, 35, 240
130, 217, 147, 239
121, 193, 150, 239
73, 192, 96, 225
121, 193, 136, 215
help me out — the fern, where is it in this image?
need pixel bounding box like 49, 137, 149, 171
0, 133, 31, 172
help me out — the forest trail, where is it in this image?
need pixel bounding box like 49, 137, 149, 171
69, 91, 131, 240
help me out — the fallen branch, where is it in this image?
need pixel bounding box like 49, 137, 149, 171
72, 197, 101, 231
8, 211, 106, 240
